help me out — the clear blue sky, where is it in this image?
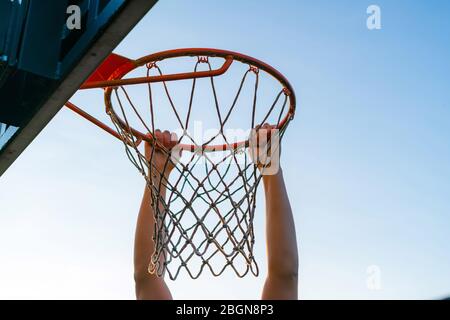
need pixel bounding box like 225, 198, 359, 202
1, 0, 450, 299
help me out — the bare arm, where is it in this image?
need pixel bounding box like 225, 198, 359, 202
134, 130, 177, 300
134, 183, 172, 300
261, 168, 298, 300
251, 124, 298, 300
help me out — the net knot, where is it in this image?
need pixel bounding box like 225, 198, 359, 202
249, 65, 259, 74
283, 87, 292, 96
146, 62, 157, 69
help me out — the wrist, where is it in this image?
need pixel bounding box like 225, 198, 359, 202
262, 166, 283, 184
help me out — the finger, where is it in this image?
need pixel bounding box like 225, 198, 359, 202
151, 129, 167, 151
154, 129, 162, 142
144, 133, 154, 159
263, 123, 276, 140
170, 132, 179, 149
262, 123, 272, 135
256, 124, 267, 145
144, 133, 152, 146
163, 130, 171, 148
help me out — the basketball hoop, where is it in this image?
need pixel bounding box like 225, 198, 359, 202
65, 48, 296, 279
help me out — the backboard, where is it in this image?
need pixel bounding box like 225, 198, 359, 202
0, 0, 158, 176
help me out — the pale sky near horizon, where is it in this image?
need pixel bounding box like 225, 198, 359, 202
1, 0, 450, 299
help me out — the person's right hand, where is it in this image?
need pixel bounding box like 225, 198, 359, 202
144, 130, 180, 179
249, 123, 279, 169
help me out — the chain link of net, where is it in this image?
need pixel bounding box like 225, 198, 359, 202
106, 56, 291, 279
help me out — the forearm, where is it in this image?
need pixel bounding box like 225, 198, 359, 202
134, 184, 161, 278
134, 175, 170, 276
262, 168, 298, 278
134, 181, 172, 300
134, 133, 176, 299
